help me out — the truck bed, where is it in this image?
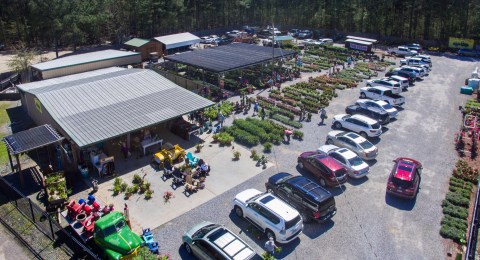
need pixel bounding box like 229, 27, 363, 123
61, 201, 106, 243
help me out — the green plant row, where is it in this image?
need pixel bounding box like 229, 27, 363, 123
445, 192, 470, 208
233, 119, 270, 143
441, 215, 468, 231
442, 200, 469, 219
225, 126, 259, 146
440, 224, 466, 244
271, 114, 303, 129
449, 185, 471, 198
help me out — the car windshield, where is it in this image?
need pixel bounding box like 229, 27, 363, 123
371, 123, 381, 129
358, 140, 374, 149
103, 220, 126, 237
285, 215, 301, 230
192, 224, 220, 239
382, 103, 393, 110
348, 156, 364, 166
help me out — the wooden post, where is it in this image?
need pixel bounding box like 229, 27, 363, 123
15, 154, 24, 188
7, 152, 14, 173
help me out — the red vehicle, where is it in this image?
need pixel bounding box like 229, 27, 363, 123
386, 157, 422, 199
297, 152, 348, 187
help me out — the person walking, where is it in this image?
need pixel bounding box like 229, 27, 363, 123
264, 237, 278, 257
253, 101, 259, 116
320, 108, 327, 125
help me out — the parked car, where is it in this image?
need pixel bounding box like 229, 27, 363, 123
405, 43, 422, 53
458, 49, 480, 57
318, 38, 333, 45
394, 67, 421, 80
366, 79, 402, 94
232, 189, 303, 243
317, 145, 369, 178
385, 70, 415, 85
182, 221, 256, 260
400, 57, 430, 68
289, 29, 300, 37
227, 30, 241, 38
200, 36, 214, 44
303, 39, 321, 46
213, 37, 233, 46
297, 152, 348, 187
386, 157, 423, 199
265, 173, 337, 223
0, 43, 5, 51
400, 66, 426, 77
326, 131, 378, 161
382, 76, 409, 90
387, 46, 417, 57
345, 104, 390, 124
355, 99, 398, 119
359, 86, 406, 106
332, 114, 382, 138
298, 30, 313, 39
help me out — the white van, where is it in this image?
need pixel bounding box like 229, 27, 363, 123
384, 76, 409, 90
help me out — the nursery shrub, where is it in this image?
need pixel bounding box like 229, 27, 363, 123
271, 114, 303, 129
445, 192, 470, 207
440, 224, 466, 243
441, 215, 468, 231
442, 201, 469, 219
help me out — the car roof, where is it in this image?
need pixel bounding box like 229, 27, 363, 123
335, 148, 357, 159
206, 227, 255, 259
287, 176, 332, 202
344, 132, 365, 142
317, 155, 345, 171
351, 114, 378, 124
257, 194, 299, 221
390, 75, 408, 81
369, 86, 390, 91
268, 172, 293, 185
393, 158, 420, 181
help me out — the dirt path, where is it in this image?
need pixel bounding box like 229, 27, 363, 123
0, 50, 72, 73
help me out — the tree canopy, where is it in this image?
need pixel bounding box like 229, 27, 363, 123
0, 0, 479, 48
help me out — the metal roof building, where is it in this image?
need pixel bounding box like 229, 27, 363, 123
153, 32, 201, 50
18, 68, 214, 148
30, 49, 142, 80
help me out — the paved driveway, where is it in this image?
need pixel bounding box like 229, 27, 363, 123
153, 54, 474, 259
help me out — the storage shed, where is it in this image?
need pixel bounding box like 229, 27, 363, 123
30, 50, 141, 80
124, 38, 161, 61
153, 32, 201, 56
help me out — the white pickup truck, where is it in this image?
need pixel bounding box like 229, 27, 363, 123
388, 46, 417, 57
360, 86, 405, 106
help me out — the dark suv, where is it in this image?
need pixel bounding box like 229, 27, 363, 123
385, 70, 415, 85
265, 173, 336, 223
345, 105, 390, 125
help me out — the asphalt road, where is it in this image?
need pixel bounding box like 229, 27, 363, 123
153, 53, 476, 259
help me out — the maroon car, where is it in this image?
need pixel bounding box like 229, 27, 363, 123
386, 157, 422, 199
297, 152, 348, 187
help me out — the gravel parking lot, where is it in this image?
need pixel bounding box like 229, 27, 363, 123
153, 53, 475, 259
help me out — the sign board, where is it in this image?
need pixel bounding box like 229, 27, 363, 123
449, 37, 475, 49
349, 43, 369, 52
34, 97, 42, 113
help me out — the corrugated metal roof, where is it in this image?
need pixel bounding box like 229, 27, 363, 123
17, 67, 125, 92
30, 50, 141, 71
22, 69, 214, 147
3, 124, 64, 155
154, 32, 201, 50
124, 38, 150, 47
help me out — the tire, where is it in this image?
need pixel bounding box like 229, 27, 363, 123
298, 161, 304, 169
326, 138, 334, 145
300, 211, 310, 223
265, 229, 276, 241
359, 132, 368, 138
185, 243, 192, 254
334, 122, 342, 129
234, 206, 243, 218
319, 178, 326, 187
360, 93, 366, 99
366, 84, 371, 87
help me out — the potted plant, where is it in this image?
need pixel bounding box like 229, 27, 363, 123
163, 191, 174, 203
125, 186, 133, 199
195, 143, 204, 153
145, 189, 153, 200
233, 150, 241, 160
133, 174, 143, 184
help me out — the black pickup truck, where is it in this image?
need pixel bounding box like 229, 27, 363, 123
345, 105, 390, 125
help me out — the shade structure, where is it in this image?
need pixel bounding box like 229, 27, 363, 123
164, 43, 297, 73
3, 124, 64, 155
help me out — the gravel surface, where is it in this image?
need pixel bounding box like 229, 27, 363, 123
153, 53, 476, 259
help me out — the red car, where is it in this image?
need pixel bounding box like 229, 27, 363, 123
297, 151, 348, 187
386, 157, 423, 199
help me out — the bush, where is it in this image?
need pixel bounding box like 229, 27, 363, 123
448, 185, 471, 199
442, 202, 469, 219
441, 215, 468, 231
215, 132, 234, 145
263, 142, 273, 153
445, 192, 470, 207
133, 174, 143, 184
293, 130, 304, 140
234, 119, 270, 142
440, 224, 466, 243
271, 114, 303, 129
225, 126, 260, 146
250, 149, 258, 158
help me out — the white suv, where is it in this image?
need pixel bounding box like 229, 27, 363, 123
356, 99, 398, 118
232, 189, 303, 244
332, 114, 382, 138
383, 76, 409, 90
366, 79, 401, 94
